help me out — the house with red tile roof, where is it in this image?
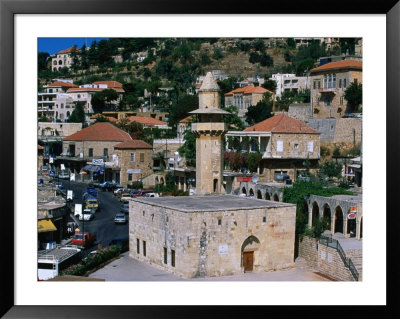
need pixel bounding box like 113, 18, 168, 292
310, 60, 362, 119
51, 46, 80, 72
225, 114, 320, 182
124, 115, 168, 129
224, 85, 274, 124
177, 115, 196, 139
60, 122, 133, 183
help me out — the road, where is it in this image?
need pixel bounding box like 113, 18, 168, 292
59, 180, 129, 258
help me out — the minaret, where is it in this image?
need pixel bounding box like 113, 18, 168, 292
190, 72, 230, 195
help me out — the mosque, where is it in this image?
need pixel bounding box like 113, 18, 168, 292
128, 72, 296, 278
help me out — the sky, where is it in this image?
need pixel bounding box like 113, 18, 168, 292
38, 38, 109, 55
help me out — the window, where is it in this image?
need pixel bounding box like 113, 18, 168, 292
103, 148, 108, 157
128, 173, 132, 181
308, 141, 314, 153
354, 79, 358, 84
294, 144, 299, 152
344, 79, 347, 88
332, 74, 336, 88
318, 81, 321, 89
164, 247, 167, 264
339, 79, 342, 88
324, 96, 332, 106
140, 153, 144, 162
277, 140, 283, 152
130, 153, 135, 162
88, 148, 93, 157
263, 216, 266, 223
143, 241, 146, 257
61, 103, 64, 109
324, 75, 327, 88
313, 81, 316, 89
171, 249, 175, 267
340, 96, 344, 105
136, 239, 140, 254
218, 219, 222, 226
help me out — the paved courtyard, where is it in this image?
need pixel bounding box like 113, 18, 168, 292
89, 252, 332, 281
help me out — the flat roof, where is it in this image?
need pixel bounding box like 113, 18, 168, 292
132, 194, 294, 213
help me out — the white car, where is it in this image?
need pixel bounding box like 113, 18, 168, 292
76, 209, 95, 221
143, 192, 159, 198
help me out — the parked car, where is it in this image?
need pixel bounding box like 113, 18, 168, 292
58, 172, 70, 179
85, 198, 100, 212
143, 192, 159, 198
114, 188, 130, 196
55, 182, 63, 188
120, 203, 129, 214
114, 213, 127, 224
71, 232, 96, 249
99, 181, 120, 191
120, 193, 132, 202
75, 208, 95, 221
343, 113, 356, 118
130, 190, 143, 198
355, 113, 362, 118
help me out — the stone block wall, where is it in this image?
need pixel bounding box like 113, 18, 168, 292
288, 104, 312, 122
334, 118, 362, 144
299, 236, 356, 281
129, 200, 296, 278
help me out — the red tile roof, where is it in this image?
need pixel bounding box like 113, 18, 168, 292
125, 116, 166, 126
244, 114, 320, 134
48, 81, 78, 88
90, 114, 118, 123
92, 81, 123, 88
114, 140, 153, 149
179, 115, 195, 123
310, 60, 362, 72
225, 85, 271, 96
56, 47, 80, 55
66, 87, 125, 93
64, 122, 132, 142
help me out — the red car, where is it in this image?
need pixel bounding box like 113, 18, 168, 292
71, 232, 96, 249
131, 189, 154, 198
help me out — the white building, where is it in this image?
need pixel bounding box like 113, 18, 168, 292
270, 73, 311, 99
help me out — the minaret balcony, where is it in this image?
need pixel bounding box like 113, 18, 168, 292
191, 122, 227, 136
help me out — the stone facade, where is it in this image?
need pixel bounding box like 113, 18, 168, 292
307, 118, 362, 143
114, 148, 153, 187
38, 123, 83, 139
62, 140, 119, 160
298, 236, 357, 281
129, 196, 296, 278
310, 61, 362, 119
288, 103, 312, 122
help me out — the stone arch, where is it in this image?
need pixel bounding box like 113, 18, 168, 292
53, 60, 57, 65
257, 190, 262, 199
323, 204, 332, 231
66, 111, 71, 117
155, 176, 159, 184
242, 187, 247, 195
160, 177, 165, 185
265, 192, 270, 200
241, 235, 260, 272
58, 60, 62, 65
249, 188, 254, 196
213, 179, 218, 193
312, 202, 320, 227
334, 206, 344, 234
273, 193, 279, 202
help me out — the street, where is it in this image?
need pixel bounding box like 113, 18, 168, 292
60, 180, 129, 258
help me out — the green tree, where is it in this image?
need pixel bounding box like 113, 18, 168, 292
212, 47, 225, 60
245, 92, 273, 126
252, 39, 266, 52
318, 160, 342, 180
286, 38, 296, 49
259, 53, 273, 67
92, 89, 119, 113
339, 38, 357, 55
200, 52, 212, 65
167, 94, 198, 129
68, 101, 86, 124
222, 105, 244, 131
344, 82, 362, 113
262, 79, 277, 93
70, 45, 80, 71
249, 51, 260, 64
178, 129, 196, 167
38, 52, 50, 71
247, 153, 262, 172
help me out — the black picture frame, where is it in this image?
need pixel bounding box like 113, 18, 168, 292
1, 0, 398, 317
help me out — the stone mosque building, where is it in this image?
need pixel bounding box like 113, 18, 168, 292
129, 72, 297, 278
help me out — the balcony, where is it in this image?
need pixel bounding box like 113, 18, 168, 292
319, 87, 336, 93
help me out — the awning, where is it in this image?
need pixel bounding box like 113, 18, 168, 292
348, 164, 361, 169
83, 164, 104, 172
38, 219, 57, 233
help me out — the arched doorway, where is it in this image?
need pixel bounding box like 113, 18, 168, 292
323, 204, 331, 231
312, 202, 320, 227
334, 206, 344, 234
265, 192, 270, 200
160, 177, 165, 186
249, 189, 254, 197
360, 217, 363, 238
273, 194, 279, 202
241, 236, 260, 272
257, 190, 262, 199
213, 179, 218, 193
242, 187, 247, 196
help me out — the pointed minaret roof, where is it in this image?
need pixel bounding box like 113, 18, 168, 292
199, 72, 220, 92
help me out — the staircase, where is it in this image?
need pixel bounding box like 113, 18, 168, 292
344, 249, 363, 281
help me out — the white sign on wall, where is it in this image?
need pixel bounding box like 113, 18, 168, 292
127, 169, 141, 174
60, 164, 65, 170
328, 253, 333, 263
70, 173, 75, 181
321, 250, 326, 260
277, 140, 283, 152
218, 245, 228, 255
49, 157, 54, 163
67, 190, 73, 200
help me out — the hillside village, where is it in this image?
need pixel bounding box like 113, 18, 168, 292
37, 37, 363, 282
